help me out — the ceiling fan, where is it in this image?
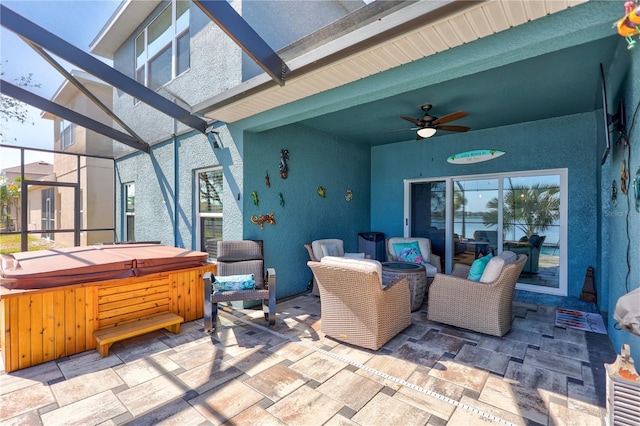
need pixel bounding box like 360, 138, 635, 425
386, 104, 470, 139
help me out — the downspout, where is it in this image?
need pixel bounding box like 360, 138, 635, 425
112, 158, 117, 242
20, 148, 27, 252
74, 155, 81, 246
173, 111, 179, 248
174, 133, 179, 247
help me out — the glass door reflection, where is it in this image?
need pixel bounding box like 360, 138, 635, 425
452, 178, 499, 267
503, 175, 561, 289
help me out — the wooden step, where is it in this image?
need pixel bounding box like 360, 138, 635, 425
93, 312, 183, 357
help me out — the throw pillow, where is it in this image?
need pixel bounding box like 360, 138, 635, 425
213, 274, 256, 292
393, 241, 424, 264
321, 243, 340, 257
467, 253, 493, 281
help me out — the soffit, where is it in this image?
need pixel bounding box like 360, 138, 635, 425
200, 0, 588, 124
89, 0, 162, 59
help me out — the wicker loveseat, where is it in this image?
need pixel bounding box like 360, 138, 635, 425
427, 253, 527, 336
308, 256, 411, 350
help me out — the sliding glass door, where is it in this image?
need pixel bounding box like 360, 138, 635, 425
452, 178, 500, 266
406, 169, 567, 295
409, 180, 447, 271
502, 174, 562, 290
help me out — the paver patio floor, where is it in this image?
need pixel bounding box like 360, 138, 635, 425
0, 292, 616, 425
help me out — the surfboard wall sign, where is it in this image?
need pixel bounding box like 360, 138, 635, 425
447, 149, 505, 164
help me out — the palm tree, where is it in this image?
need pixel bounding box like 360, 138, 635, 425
0, 176, 21, 231
483, 183, 559, 238
454, 183, 468, 237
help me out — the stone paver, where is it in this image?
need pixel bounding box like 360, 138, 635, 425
50, 368, 124, 406
352, 392, 432, 426
40, 390, 126, 426
244, 363, 308, 401
267, 385, 343, 425
316, 369, 383, 411
0, 293, 613, 426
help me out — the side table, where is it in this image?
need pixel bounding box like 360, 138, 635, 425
381, 262, 427, 311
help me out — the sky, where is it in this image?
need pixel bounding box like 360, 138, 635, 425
1, 0, 120, 169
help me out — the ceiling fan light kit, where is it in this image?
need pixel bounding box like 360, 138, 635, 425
417, 127, 437, 138
386, 104, 471, 140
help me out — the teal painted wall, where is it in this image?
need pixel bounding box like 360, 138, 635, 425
371, 112, 600, 299
605, 50, 640, 363
242, 123, 371, 298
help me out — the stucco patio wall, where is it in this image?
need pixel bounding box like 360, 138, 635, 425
604, 49, 640, 364
371, 112, 599, 301
242, 123, 371, 299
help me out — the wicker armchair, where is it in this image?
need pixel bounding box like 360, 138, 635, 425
386, 237, 441, 284
427, 254, 527, 336
304, 239, 365, 296
308, 257, 411, 350
204, 240, 276, 332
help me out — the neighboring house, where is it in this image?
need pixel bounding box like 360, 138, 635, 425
89, 0, 639, 362
41, 70, 115, 247
0, 161, 54, 234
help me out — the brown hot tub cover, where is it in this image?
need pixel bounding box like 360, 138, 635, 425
1, 244, 208, 290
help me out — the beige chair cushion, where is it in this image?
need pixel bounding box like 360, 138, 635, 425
480, 250, 517, 283
311, 239, 345, 260
320, 256, 382, 284
423, 263, 438, 278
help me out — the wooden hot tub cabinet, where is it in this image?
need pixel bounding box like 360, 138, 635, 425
1, 260, 216, 373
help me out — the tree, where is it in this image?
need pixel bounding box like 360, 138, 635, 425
0, 176, 21, 231
1, 62, 41, 139
454, 184, 468, 237
483, 183, 560, 238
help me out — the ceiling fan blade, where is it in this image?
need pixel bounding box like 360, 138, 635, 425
432, 110, 468, 125
383, 127, 419, 134
436, 125, 471, 132
400, 115, 422, 126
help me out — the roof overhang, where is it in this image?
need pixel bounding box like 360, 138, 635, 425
89, 0, 162, 59
194, 0, 589, 125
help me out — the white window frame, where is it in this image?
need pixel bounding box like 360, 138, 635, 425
195, 167, 223, 260
404, 168, 568, 296
60, 119, 75, 150
135, 0, 190, 91
124, 182, 135, 241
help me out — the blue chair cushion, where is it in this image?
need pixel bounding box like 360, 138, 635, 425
213, 274, 256, 292
468, 254, 493, 281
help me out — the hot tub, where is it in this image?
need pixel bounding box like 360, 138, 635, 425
0, 244, 216, 372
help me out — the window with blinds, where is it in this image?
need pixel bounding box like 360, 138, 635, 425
197, 168, 222, 260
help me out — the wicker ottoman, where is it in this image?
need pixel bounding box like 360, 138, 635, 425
381, 262, 427, 311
